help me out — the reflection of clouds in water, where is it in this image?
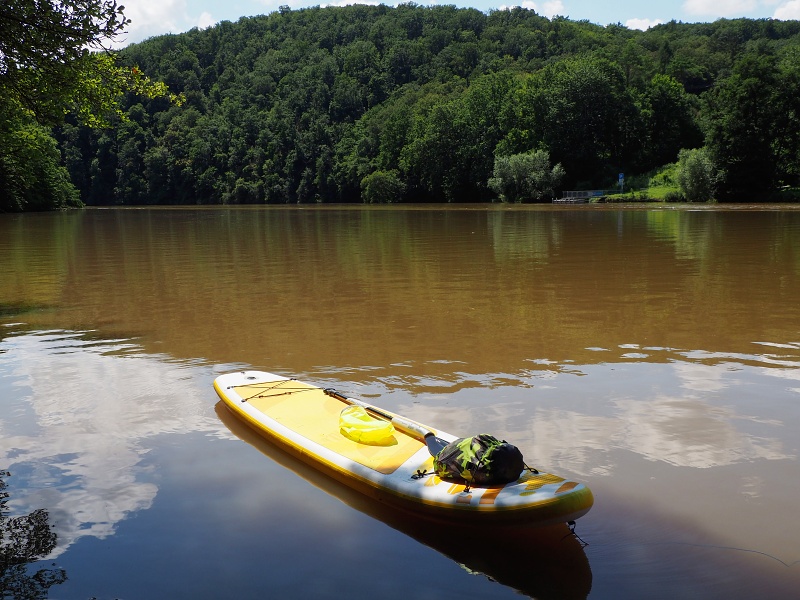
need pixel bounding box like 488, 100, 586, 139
674, 348, 800, 409
608, 396, 791, 468
0, 331, 227, 557
519, 410, 617, 476
453, 395, 792, 477
407, 401, 618, 476
673, 361, 729, 392
739, 475, 765, 501
742, 345, 800, 394
527, 393, 792, 475
759, 365, 800, 392
404, 384, 792, 477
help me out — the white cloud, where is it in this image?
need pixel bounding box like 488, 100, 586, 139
627, 17, 664, 30
774, 0, 800, 18
114, 0, 217, 46
682, 0, 758, 17
539, 1, 565, 17
197, 11, 218, 29
120, 0, 187, 44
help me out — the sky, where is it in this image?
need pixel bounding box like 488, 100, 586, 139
116, 0, 800, 46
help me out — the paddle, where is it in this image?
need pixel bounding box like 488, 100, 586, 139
323, 388, 448, 456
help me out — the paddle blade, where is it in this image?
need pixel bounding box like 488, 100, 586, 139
425, 434, 449, 456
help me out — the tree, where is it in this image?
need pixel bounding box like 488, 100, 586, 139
503, 56, 640, 189
1, 471, 67, 599
401, 72, 513, 202
0, 113, 80, 211
640, 74, 702, 170
676, 147, 719, 202
488, 149, 565, 203
360, 169, 405, 203
702, 46, 785, 199
0, 1, 179, 211
0, 1, 176, 127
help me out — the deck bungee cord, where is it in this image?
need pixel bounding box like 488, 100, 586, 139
232, 377, 317, 403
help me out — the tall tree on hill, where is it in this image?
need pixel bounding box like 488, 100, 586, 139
703, 43, 798, 199
0, 0, 178, 211
501, 56, 640, 189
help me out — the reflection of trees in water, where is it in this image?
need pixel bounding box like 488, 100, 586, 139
0, 471, 67, 599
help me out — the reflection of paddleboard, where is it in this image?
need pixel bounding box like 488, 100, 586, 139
215, 402, 593, 600
214, 371, 593, 526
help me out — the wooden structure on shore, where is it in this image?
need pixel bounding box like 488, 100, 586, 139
554, 190, 606, 204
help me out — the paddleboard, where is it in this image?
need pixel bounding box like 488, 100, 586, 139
214, 370, 593, 526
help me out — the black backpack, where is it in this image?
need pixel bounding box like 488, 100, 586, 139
433, 433, 524, 486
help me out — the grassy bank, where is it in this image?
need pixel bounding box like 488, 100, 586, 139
601, 185, 800, 203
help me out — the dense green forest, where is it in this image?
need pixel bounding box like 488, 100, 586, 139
8, 4, 800, 209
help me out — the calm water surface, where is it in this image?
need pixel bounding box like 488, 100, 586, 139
1, 205, 799, 599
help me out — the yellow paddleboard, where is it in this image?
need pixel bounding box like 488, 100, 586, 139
214, 371, 593, 526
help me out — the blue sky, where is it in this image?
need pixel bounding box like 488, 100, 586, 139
118, 0, 800, 46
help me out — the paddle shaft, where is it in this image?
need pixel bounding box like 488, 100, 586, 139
323, 388, 446, 455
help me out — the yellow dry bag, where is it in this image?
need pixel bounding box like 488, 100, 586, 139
339, 405, 396, 445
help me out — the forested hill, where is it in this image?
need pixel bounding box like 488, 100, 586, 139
58, 5, 800, 205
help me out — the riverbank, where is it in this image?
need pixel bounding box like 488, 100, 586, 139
600, 185, 800, 203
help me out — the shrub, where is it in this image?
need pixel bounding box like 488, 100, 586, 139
360, 170, 406, 203
663, 189, 686, 202
676, 147, 720, 202
488, 149, 565, 203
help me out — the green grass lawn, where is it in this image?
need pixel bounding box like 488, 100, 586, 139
601, 184, 682, 202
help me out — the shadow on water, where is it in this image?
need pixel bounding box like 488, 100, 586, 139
0, 303, 53, 319
0, 471, 67, 600
215, 403, 592, 600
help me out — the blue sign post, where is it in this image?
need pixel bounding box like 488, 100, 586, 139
618, 173, 624, 192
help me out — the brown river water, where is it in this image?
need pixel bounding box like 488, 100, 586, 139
1, 205, 799, 599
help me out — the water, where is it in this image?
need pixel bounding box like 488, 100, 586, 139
1, 205, 799, 599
